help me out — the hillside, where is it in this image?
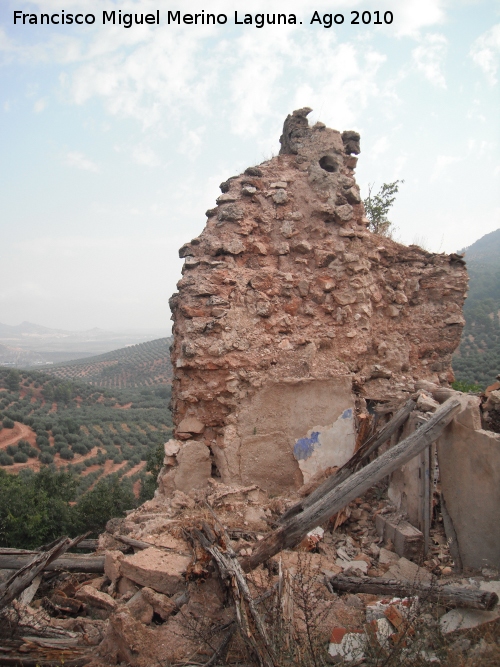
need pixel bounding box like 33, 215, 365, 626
41, 337, 173, 389
0, 367, 172, 497
453, 228, 500, 388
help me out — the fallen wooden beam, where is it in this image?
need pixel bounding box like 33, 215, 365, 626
241, 397, 461, 572
75, 539, 98, 551
0, 555, 104, 574
280, 398, 416, 523
328, 574, 499, 611
0, 538, 70, 611
0, 535, 94, 609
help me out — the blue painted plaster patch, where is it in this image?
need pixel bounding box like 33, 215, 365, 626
294, 431, 320, 461
342, 408, 353, 419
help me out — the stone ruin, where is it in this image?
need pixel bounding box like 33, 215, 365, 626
4, 111, 500, 667
162, 107, 468, 498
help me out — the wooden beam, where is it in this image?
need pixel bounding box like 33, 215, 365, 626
328, 574, 499, 611
0, 554, 104, 574
0, 538, 71, 611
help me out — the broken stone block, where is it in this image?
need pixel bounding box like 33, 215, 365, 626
386, 557, 432, 584
416, 392, 439, 412
127, 590, 154, 624
75, 585, 117, 612
164, 439, 181, 457
120, 547, 190, 596
375, 514, 424, 561
104, 549, 124, 584
176, 416, 205, 435
440, 606, 500, 634
378, 547, 400, 566
141, 586, 177, 620
173, 440, 211, 493
117, 576, 139, 598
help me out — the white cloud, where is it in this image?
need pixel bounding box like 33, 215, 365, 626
371, 136, 389, 158
412, 33, 447, 88
64, 151, 100, 172
132, 144, 162, 166
431, 155, 462, 182
178, 126, 206, 158
34, 97, 47, 113
470, 24, 500, 85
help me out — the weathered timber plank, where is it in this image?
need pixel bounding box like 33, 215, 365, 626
0, 538, 71, 611
328, 574, 499, 611
0, 555, 104, 574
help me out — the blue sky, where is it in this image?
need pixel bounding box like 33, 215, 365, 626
1, 0, 499, 331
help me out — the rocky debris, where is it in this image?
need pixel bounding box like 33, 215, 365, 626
166, 107, 468, 498
2, 475, 499, 666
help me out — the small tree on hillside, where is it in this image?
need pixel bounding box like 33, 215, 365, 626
363, 180, 403, 237
6, 370, 20, 392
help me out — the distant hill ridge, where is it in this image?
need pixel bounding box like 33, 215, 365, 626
453, 228, 500, 387
42, 337, 173, 389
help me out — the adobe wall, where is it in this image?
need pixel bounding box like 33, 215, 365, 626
160, 108, 468, 496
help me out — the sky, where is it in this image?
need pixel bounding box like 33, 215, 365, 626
1, 0, 499, 332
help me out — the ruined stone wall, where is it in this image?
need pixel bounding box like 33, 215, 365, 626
161, 108, 468, 497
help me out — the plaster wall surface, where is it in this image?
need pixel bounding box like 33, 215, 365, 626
438, 399, 500, 570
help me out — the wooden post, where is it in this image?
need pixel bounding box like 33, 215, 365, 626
241, 398, 461, 573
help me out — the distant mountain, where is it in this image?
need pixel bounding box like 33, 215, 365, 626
0, 322, 170, 362
41, 337, 173, 389
460, 228, 500, 267
0, 321, 120, 338
0, 321, 70, 336
453, 228, 500, 387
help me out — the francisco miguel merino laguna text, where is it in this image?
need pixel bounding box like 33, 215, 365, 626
13, 9, 394, 28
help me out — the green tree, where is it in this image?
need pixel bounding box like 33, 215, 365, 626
0, 467, 76, 548
363, 180, 403, 237
74, 474, 136, 536
5, 370, 20, 392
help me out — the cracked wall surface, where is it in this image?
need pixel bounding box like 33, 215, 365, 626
159, 108, 468, 496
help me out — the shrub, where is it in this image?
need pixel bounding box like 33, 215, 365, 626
0, 452, 14, 466
39, 451, 54, 464
59, 447, 75, 460
36, 435, 49, 448
13, 451, 28, 463
17, 440, 31, 453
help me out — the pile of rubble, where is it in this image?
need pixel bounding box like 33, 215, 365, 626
1, 394, 499, 667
